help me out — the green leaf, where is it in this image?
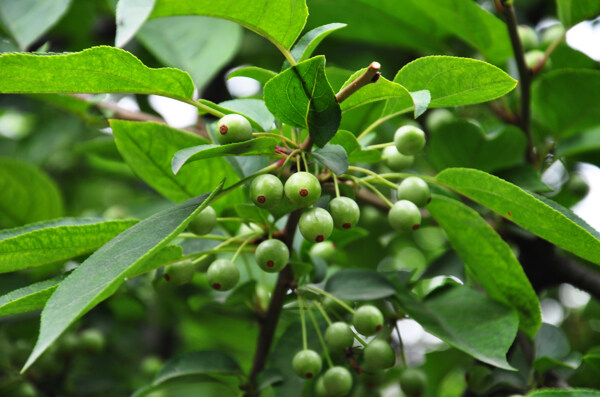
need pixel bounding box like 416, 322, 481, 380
111, 120, 244, 211
129, 245, 183, 278
557, 0, 600, 27
532, 70, 600, 139
437, 168, 600, 264
0, 218, 137, 273
0, 46, 194, 100
428, 195, 541, 339
395, 56, 517, 108
329, 130, 381, 164
311, 144, 348, 175
396, 285, 518, 370
410, 90, 431, 118
0, 0, 71, 50
115, 0, 156, 47
234, 204, 269, 225
149, 0, 308, 50
0, 273, 67, 316
264, 56, 341, 147
228, 67, 277, 85
171, 138, 278, 175
0, 157, 63, 228
137, 16, 242, 91
533, 323, 581, 373
325, 269, 396, 300
290, 22, 347, 63
196, 99, 273, 132
526, 390, 600, 397
556, 126, 600, 158
153, 350, 242, 386
426, 120, 526, 172
22, 184, 222, 372
340, 70, 413, 114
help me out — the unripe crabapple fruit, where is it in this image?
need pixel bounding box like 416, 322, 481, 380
364, 339, 395, 369
250, 174, 283, 209
388, 200, 421, 232
284, 172, 322, 207
255, 239, 289, 272
394, 125, 426, 156
299, 207, 334, 242
325, 322, 355, 353
399, 368, 427, 396
353, 305, 384, 336
189, 206, 217, 235
206, 259, 239, 291
329, 197, 360, 229
323, 366, 353, 396
292, 349, 322, 379
216, 114, 253, 144
396, 177, 430, 207
383, 146, 414, 171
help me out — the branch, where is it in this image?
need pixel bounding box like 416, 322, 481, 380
500, 1, 536, 165
335, 61, 381, 104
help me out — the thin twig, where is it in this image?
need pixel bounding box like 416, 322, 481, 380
335, 61, 381, 104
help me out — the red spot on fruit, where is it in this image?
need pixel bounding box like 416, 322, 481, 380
306, 373, 313, 379
412, 224, 420, 230
507, 211, 512, 217
219, 125, 228, 135
375, 324, 382, 331
316, 235, 324, 242
257, 195, 266, 203
343, 222, 352, 229
299, 188, 308, 197
163, 274, 171, 282
267, 260, 274, 268
212, 283, 221, 290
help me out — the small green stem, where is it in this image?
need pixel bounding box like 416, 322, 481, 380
362, 172, 438, 185
306, 304, 334, 368
304, 286, 355, 314
252, 132, 298, 148
192, 232, 261, 265
298, 294, 308, 351
314, 301, 333, 325
278, 149, 302, 178
348, 166, 398, 189
356, 108, 413, 141
349, 176, 394, 208
232, 237, 254, 262
183, 98, 225, 118
332, 173, 340, 198
367, 142, 394, 150
217, 217, 248, 223
301, 151, 309, 172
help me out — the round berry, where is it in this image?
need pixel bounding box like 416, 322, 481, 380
206, 259, 239, 291
79, 329, 105, 353
425, 109, 454, 133
397, 177, 430, 207
310, 241, 337, 263
325, 322, 355, 353
315, 376, 329, 397
388, 200, 421, 232
216, 114, 253, 144
255, 239, 289, 273
163, 259, 195, 285
250, 174, 283, 209
189, 206, 217, 235
518, 25, 538, 51
284, 172, 322, 207
353, 305, 384, 336
364, 340, 395, 370
524, 50, 549, 70
299, 207, 334, 242
323, 366, 353, 396
292, 349, 323, 379
394, 126, 426, 156
383, 146, 414, 171
329, 197, 360, 229
540, 24, 564, 49
399, 368, 427, 397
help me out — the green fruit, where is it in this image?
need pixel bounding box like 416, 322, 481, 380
250, 174, 283, 209
394, 126, 426, 155
310, 241, 337, 263
396, 177, 430, 207
388, 200, 421, 232
216, 114, 253, 144
79, 329, 105, 353
255, 239, 289, 272
292, 349, 323, 379
141, 356, 163, 376
524, 50, 547, 70
299, 207, 334, 242
206, 259, 239, 291
383, 146, 414, 171
329, 197, 360, 229
399, 368, 426, 396
323, 366, 353, 396
325, 322, 355, 353
163, 259, 195, 285
518, 25, 538, 51
568, 173, 589, 197
353, 305, 384, 336
284, 172, 322, 207
540, 24, 565, 49
316, 376, 329, 397
425, 109, 454, 133
189, 206, 217, 235
364, 340, 395, 369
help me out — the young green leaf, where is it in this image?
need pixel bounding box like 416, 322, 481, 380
264, 56, 341, 147
234, 204, 269, 225
0, 158, 63, 228
396, 285, 518, 370
289, 23, 347, 63
329, 130, 381, 163
22, 185, 223, 372
409, 90, 431, 118
172, 138, 279, 175
0, 46, 194, 100
532, 70, 600, 139
115, 0, 156, 47
556, 0, 600, 27
325, 269, 396, 300
228, 67, 277, 85
311, 144, 348, 175
149, 0, 308, 50
0, 218, 137, 273
428, 195, 541, 339
339, 70, 413, 114
437, 168, 600, 264
111, 120, 244, 211
395, 56, 517, 108
0, 0, 71, 50
0, 273, 68, 317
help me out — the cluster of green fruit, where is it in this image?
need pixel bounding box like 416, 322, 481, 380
517, 23, 564, 70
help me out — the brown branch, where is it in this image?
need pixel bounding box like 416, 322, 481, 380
335, 61, 381, 104
500, 1, 536, 165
